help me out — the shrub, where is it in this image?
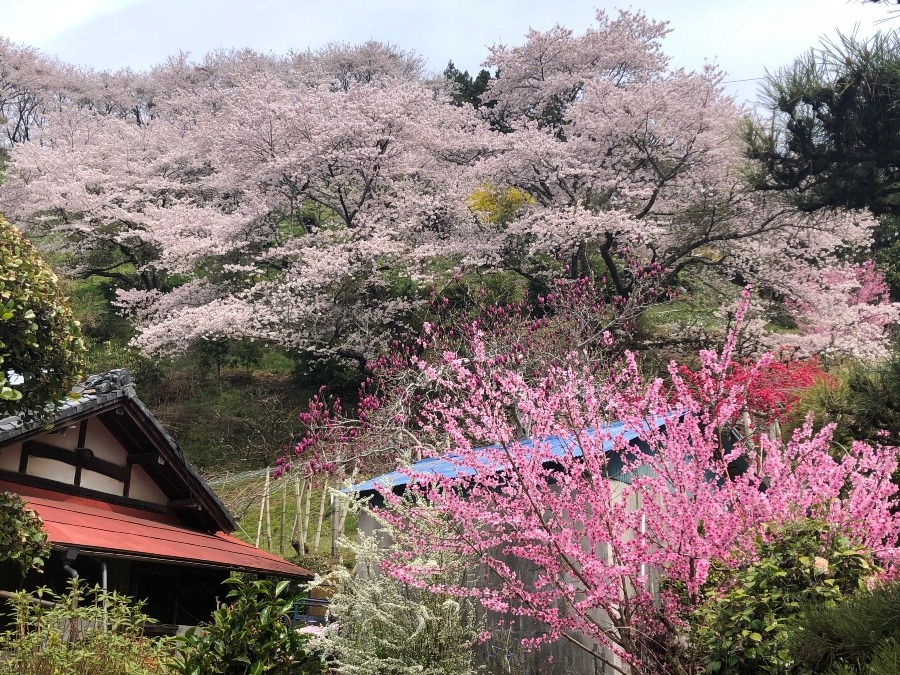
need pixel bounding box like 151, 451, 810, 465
789, 582, 900, 674
315, 516, 482, 675
0, 490, 49, 577
172, 575, 322, 675
691, 519, 877, 674
0, 215, 84, 418
0, 580, 171, 675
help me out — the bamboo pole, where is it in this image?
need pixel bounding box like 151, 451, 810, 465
302, 481, 313, 554
335, 468, 357, 543
291, 474, 303, 553
254, 470, 268, 548
330, 493, 338, 557
298, 479, 308, 553
264, 468, 273, 549
336, 496, 349, 541
279, 478, 287, 554
313, 481, 328, 553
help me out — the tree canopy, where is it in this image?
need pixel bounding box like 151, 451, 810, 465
747, 31, 900, 217
0, 11, 892, 365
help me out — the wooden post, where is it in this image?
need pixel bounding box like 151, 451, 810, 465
313, 481, 328, 553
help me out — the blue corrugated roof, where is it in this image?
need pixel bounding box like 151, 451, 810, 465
349, 417, 667, 494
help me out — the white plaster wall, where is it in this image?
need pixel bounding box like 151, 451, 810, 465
129, 465, 168, 504
80, 469, 124, 495
34, 426, 79, 451
27, 456, 76, 483
84, 419, 129, 466
0, 443, 21, 472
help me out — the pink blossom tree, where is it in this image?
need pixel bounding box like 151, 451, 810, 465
475, 11, 879, 307
357, 297, 900, 674
764, 260, 900, 362
280, 274, 668, 482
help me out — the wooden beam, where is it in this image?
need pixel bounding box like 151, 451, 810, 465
22, 440, 129, 483
128, 453, 161, 466
74, 420, 88, 486
168, 498, 202, 511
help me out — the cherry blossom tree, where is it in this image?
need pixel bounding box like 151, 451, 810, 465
474, 11, 881, 310
2, 12, 897, 365
765, 261, 900, 362
1, 46, 482, 362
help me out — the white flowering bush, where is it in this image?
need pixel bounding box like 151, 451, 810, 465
315, 511, 482, 675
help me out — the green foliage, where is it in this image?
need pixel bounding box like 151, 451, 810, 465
794, 355, 900, 450
0, 579, 171, 675
692, 519, 876, 675
191, 338, 270, 378
151, 370, 306, 469
0, 215, 84, 418
873, 215, 900, 299
172, 575, 322, 675
0, 491, 49, 577
790, 583, 900, 674
443, 61, 491, 108
748, 31, 900, 218
317, 516, 481, 675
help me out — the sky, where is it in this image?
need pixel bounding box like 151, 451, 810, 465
2, 0, 897, 105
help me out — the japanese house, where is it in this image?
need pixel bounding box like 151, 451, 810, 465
0, 369, 310, 631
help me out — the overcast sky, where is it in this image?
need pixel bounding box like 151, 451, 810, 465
2, 0, 896, 105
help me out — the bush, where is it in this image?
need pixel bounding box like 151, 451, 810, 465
315, 521, 482, 675
0, 580, 171, 675
0, 215, 84, 418
790, 582, 900, 674
0, 491, 49, 577
691, 519, 877, 674
172, 575, 322, 675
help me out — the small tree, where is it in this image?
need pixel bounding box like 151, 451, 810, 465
173, 575, 322, 675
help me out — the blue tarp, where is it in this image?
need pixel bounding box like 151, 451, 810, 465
349, 417, 669, 495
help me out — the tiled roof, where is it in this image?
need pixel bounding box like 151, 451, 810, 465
0, 369, 135, 444
0, 369, 238, 533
